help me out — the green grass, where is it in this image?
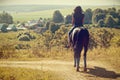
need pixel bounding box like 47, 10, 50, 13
10, 5, 120, 22
0, 67, 63, 80
11, 8, 73, 22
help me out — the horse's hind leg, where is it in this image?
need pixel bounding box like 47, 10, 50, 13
74, 46, 82, 72
83, 44, 88, 72
74, 54, 77, 67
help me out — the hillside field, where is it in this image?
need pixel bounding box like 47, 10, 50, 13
0, 5, 120, 80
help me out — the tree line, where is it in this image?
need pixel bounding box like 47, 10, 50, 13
52, 7, 120, 28
0, 7, 120, 28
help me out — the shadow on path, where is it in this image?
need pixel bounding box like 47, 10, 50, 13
86, 66, 120, 79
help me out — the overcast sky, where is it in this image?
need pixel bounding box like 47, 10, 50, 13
0, 0, 120, 5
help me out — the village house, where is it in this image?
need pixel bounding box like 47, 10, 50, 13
34, 27, 47, 34
7, 24, 17, 31
17, 23, 27, 30
25, 19, 44, 29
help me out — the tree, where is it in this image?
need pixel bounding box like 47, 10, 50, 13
97, 19, 105, 27
92, 13, 106, 24
65, 14, 72, 24
108, 9, 118, 18
49, 22, 60, 33
0, 11, 13, 24
116, 9, 120, 25
104, 15, 116, 27
84, 8, 92, 24
45, 21, 50, 29
92, 8, 105, 24
0, 23, 8, 32
52, 10, 64, 23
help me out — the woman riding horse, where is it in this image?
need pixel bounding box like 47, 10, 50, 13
68, 6, 89, 72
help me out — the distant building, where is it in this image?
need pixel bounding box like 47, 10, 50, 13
17, 25, 27, 30
34, 27, 47, 34
7, 24, 17, 31
25, 19, 44, 29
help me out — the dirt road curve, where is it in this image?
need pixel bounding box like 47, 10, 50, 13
0, 60, 120, 80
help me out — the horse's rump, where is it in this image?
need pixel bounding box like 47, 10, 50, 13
71, 27, 89, 48
70, 27, 89, 72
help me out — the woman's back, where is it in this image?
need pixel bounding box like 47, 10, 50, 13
73, 13, 84, 27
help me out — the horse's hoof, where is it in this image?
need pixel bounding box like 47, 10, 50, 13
76, 69, 79, 72
76, 68, 79, 72
74, 65, 76, 67
84, 68, 87, 72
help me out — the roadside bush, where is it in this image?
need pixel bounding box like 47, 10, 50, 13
89, 34, 98, 49
17, 32, 36, 41
32, 47, 45, 57
89, 28, 114, 49
15, 44, 31, 49
24, 32, 36, 39
19, 35, 30, 41
98, 29, 114, 48
0, 43, 16, 58
116, 39, 120, 47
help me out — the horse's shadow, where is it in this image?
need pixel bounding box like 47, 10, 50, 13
86, 66, 120, 79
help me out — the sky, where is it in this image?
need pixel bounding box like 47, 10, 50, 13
0, 0, 120, 5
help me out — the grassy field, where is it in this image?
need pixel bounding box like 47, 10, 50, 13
11, 8, 73, 22
0, 5, 120, 80
0, 27, 120, 79
0, 67, 63, 80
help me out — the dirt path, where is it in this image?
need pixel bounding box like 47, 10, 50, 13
0, 60, 120, 80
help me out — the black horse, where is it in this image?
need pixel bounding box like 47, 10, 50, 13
69, 27, 89, 72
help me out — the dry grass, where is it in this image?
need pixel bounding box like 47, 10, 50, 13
0, 67, 64, 80
0, 28, 120, 72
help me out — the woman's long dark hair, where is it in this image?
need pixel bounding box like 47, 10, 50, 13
74, 6, 83, 15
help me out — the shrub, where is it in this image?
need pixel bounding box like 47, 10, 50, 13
97, 19, 105, 27
49, 22, 60, 33
17, 32, 36, 41
89, 28, 114, 48
0, 43, 16, 58
19, 35, 30, 41
99, 29, 114, 48
104, 15, 116, 27
15, 44, 31, 49
89, 34, 98, 49
116, 39, 120, 47
0, 23, 8, 32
